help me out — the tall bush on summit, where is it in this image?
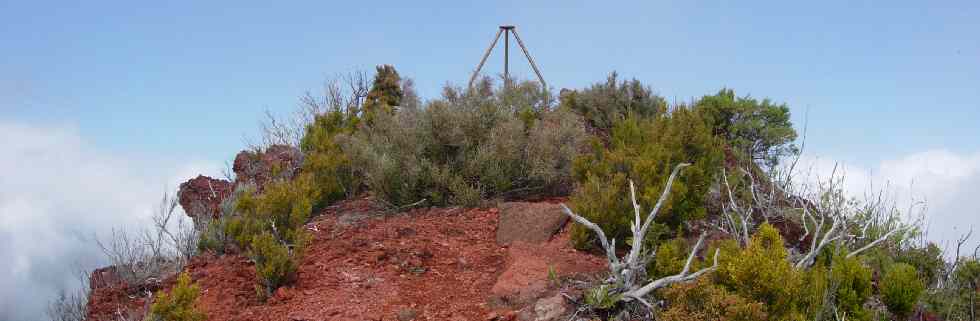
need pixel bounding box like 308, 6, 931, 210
695, 89, 797, 167
343, 78, 587, 208
569, 107, 723, 249
362, 64, 403, 125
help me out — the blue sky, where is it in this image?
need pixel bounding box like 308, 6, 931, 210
2, 0, 978, 165
1, 1, 979, 320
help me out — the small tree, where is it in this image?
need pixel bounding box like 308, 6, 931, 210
362, 64, 403, 125
696, 88, 797, 168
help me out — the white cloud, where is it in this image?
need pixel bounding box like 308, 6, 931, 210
0, 121, 220, 321
798, 150, 980, 255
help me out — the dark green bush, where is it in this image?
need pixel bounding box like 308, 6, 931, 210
569, 108, 723, 249
695, 89, 797, 167
559, 72, 666, 132
146, 272, 206, 321
362, 64, 403, 125
881, 262, 924, 319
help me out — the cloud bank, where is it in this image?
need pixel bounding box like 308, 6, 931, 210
799, 150, 980, 255
0, 121, 219, 321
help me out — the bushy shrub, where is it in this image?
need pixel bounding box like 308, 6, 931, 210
343, 79, 587, 207
217, 176, 312, 298
715, 224, 805, 320
881, 262, 924, 319
197, 184, 252, 254
826, 254, 873, 321
146, 272, 206, 321
249, 231, 305, 300
695, 89, 797, 167
659, 278, 768, 321
300, 109, 359, 210
559, 72, 666, 132
895, 242, 944, 287
228, 176, 313, 248
569, 108, 723, 249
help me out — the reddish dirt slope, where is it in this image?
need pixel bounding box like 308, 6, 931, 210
87, 200, 604, 321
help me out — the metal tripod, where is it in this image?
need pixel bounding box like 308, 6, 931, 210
468, 25, 546, 89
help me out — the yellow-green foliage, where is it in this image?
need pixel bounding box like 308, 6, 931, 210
660, 278, 768, 321
881, 262, 925, 319
650, 237, 691, 279
829, 254, 873, 321
229, 176, 313, 248
300, 110, 359, 210
222, 176, 313, 298
570, 108, 723, 249
147, 272, 206, 321
250, 231, 305, 299
716, 224, 804, 320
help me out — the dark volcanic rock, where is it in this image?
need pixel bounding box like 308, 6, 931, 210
232, 144, 303, 191
495, 202, 569, 246
178, 175, 233, 222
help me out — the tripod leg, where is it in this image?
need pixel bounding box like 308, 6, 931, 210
510, 29, 547, 90
469, 29, 504, 89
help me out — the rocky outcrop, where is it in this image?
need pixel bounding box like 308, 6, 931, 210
177, 175, 233, 222
232, 144, 303, 191
89, 266, 121, 291
496, 202, 569, 246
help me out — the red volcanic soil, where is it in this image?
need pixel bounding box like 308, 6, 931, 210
87, 198, 605, 321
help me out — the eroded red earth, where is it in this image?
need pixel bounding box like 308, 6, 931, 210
86, 199, 605, 321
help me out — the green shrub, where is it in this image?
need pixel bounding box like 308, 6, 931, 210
343, 79, 587, 207
362, 64, 403, 125
695, 89, 797, 167
895, 242, 944, 286
216, 176, 312, 298
584, 284, 623, 311
559, 72, 666, 132
249, 231, 305, 300
881, 262, 924, 319
828, 254, 873, 321
569, 108, 723, 249
197, 184, 253, 254
715, 224, 804, 320
146, 272, 206, 321
660, 278, 768, 321
300, 109, 359, 210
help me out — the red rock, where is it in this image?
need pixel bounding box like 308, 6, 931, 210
232, 144, 303, 191
177, 175, 232, 222
495, 202, 569, 246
